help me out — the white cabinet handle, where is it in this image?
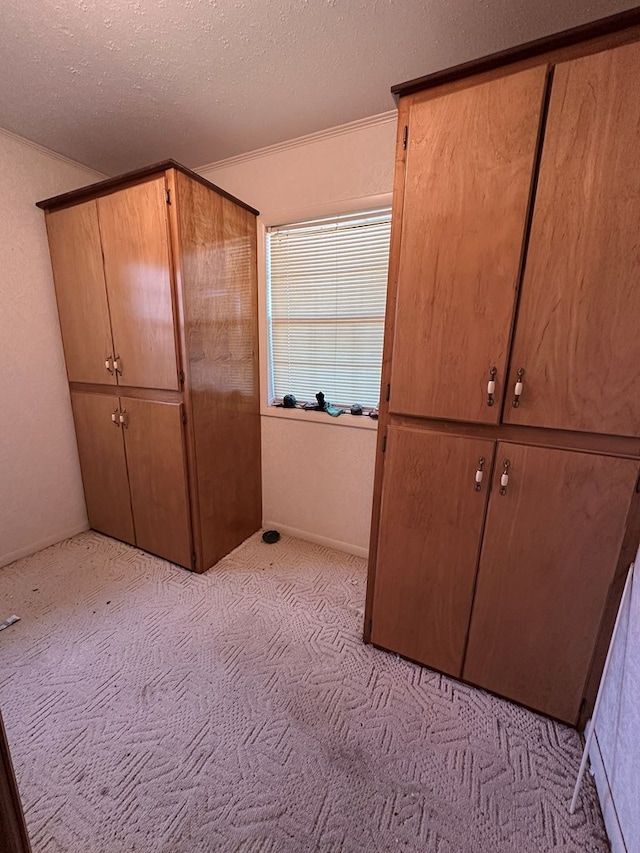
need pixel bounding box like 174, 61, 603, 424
105, 355, 114, 374
111, 409, 120, 427
499, 460, 511, 495
474, 457, 485, 491
512, 368, 525, 408
113, 356, 122, 376
486, 367, 497, 407
118, 409, 128, 428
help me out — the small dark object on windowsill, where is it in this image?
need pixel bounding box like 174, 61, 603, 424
275, 394, 298, 408
302, 391, 345, 417
303, 391, 326, 412
262, 529, 280, 544
350, 403, 363, 416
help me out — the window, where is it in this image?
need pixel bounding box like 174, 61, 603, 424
266, 207, 392, 410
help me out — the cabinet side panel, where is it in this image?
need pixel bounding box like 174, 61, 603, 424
365, 106, 410, 641
121, 397, 192, 569
506, 40, 640, 437
173, 171, 261, 569
46, 203, 116, 385
70, 391, 135, 545
371, 427, 495, 676
390, 65, 548, 423
464, 442, 639, 724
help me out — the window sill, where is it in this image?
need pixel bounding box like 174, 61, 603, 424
261, 405, 378, 430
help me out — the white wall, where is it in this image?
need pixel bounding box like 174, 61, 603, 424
590, 544, 640, 853
0, 129, 104, 567
198, 113, 397, 555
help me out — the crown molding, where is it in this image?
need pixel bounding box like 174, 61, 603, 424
0, 126, 106, 179
197, 110, 397, 174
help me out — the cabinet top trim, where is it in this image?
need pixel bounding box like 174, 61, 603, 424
390, 6, 640, 100
36, 158, 259, 216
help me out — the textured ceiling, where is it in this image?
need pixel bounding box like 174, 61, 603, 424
0, 0, 637, 175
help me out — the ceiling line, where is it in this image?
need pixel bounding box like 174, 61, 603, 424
0, 125, 107, 178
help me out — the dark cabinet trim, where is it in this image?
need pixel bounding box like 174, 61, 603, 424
391, 7, 640, 99
36, 159, 259, 216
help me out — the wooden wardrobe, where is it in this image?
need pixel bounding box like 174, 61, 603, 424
38, 161, 261, 573
365, 12, 640, 727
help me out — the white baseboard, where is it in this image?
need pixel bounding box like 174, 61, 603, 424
589, 730, 626, 853
0, 523, 89, 568
262, 521, 368, 559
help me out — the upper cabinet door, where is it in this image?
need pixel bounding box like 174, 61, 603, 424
389, 66, 548, 423
98, 178, 179, 390
46, 201, 116, 385
505, 41, 640, 437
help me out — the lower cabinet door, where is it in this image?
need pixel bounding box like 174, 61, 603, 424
371, 427, 495, 677
70, 391, 135, 545
120, 397, 193, 569
463, 442, 639, 724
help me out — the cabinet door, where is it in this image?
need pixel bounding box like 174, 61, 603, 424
505, 41, 640, 437
46, 202, 116, 385
98, 179, 179, 390
70, 392, 135, 544
371, 427, 495, 677
463, 442, 639, 724
121, 397, 192, 568
389, 66, 547, 423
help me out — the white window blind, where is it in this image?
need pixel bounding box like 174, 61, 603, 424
266, 207, 392, 409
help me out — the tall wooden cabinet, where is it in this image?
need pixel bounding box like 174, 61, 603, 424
38, 161, 262, 573
365, 18, 640, 726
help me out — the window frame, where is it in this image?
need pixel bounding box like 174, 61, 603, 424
257, 193, 392, 431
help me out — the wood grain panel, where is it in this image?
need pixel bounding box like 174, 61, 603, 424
388, 413, 640, 459
505, 40, 640, 437
389, 65, 547, 423
70, 392, 135, 545
121, 397, 192, 569
45, 202, 116, 385
371, 427, 495, 676
69, 383, 182, 404
365, 103, 412, 641
579, 487, 640, 727
463, 442, 639, 724
0, 710, 32, 853
171, 170, 261, 571
98, 178, 179, 391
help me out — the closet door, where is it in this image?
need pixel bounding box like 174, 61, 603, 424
46, 202, 116, 385
389, 65, 547, 424
505, 40, 640, 438
121, 397, 192, 568
371, 427, 495, 676
70, 391, 135, 544
0, 710, 32, 853
98, 178, 180, 391
463, 442, 639, 724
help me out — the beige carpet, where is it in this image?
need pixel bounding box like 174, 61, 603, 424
0, 531, 607, 852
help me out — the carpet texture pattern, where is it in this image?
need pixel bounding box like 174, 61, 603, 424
0, 531, 607, 852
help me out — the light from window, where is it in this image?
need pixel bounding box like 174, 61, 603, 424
266, 208, 391, 409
